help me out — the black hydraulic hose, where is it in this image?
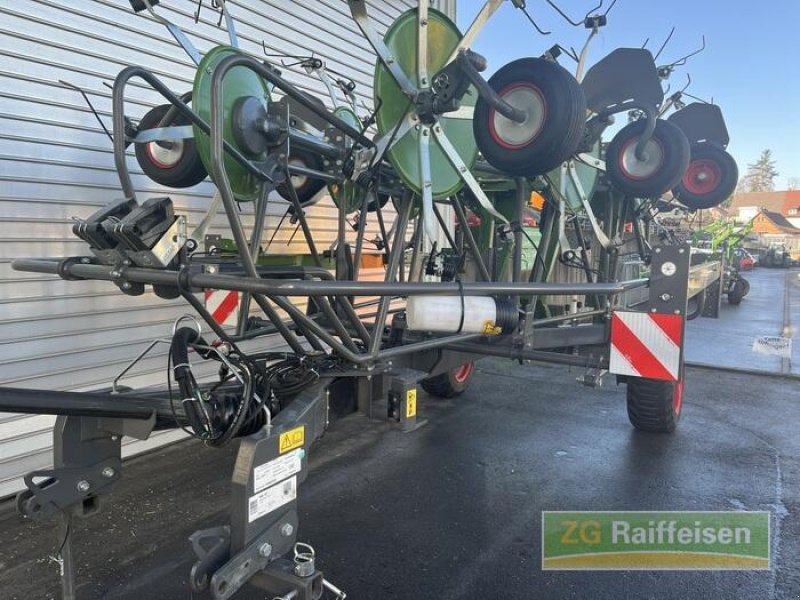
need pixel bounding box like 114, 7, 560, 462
171, 327, 212, 437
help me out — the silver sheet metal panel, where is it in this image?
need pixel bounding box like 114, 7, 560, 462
0, 0, 448, 498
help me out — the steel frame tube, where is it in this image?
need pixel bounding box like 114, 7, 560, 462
13, 258, 639, 297
369, 194, 413, 356
451, 196, 491, 281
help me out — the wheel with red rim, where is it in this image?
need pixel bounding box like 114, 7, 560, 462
605, 119, 689, 198
672, 142, 738, 210
420, 361, 476, 398
626, 369, 684, 433
473, 57, 586, 177
134, 104, 207, 188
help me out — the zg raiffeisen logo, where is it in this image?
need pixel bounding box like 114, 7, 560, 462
541, 511, 770, 570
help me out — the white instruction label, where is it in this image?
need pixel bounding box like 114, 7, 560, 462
752, 335, 792, 358
253, 449, 302, 493
248, 476, 297, 523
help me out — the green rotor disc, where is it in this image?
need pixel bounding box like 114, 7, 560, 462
328, 106, 364, 213
193, 45, 270, 202
374, 8, 478, 201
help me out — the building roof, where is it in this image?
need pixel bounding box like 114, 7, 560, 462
730, 190, 800, 216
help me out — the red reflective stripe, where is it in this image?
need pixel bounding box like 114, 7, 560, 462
649, 313, 682, 346
212, 291, 239, 324
611, 314, 674, 381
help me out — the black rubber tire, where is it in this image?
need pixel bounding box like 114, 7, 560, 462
728, 279, 745, 305
741, 277, 751, 297
626, 372, 684, 433
420, 361, 476, 398
277, 149, 327, 205
605, 119, 690, 197
672, 142, 739, 210
686, 290, 705, 320
134, 104, 207, 188
473, 57, 586, 177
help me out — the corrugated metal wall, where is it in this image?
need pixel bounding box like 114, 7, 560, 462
0, 0, 455, 498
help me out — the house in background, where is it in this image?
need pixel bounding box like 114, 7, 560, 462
730, 190, 800, 228
728, 190, 800, 259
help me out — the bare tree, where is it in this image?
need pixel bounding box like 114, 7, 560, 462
787, 176, 800, 190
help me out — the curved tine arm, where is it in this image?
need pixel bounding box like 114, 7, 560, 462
602, 0, 618, 17
543, 0, 601, 27
654, 26, 676, 62
348, 0, 418, 99
670, 35, 707, 68
681, 73, 692, 94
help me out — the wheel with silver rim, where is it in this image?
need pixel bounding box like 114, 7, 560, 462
474, 57, 586, 177
605, 119, 689, 198
134, 104, 207, 188
276, 150, 326, 206
672, 142, 738, 210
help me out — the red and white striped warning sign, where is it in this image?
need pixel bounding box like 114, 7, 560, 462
609, 311, 683, 381
204, 289, 240, 327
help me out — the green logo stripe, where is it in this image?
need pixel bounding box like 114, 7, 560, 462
542, 511, 770, 570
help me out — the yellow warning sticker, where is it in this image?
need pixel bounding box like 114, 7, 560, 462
406, 388, 417, 418
279, 426, 305, 454
481, 321, 502, 336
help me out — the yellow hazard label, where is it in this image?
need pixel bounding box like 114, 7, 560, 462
279, 426, 305, 454
406, 388, 417, 418
481, 320, 502, 336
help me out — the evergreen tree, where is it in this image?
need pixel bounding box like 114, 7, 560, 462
737, 149, 779, 193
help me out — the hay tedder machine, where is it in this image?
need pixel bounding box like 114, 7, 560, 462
1, 1, 740, 598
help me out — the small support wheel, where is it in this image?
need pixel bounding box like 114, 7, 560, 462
626, 371, 684, 433
421, 361, 475, 398
474, 57, 586, 177
686, 290, 705, 320
135, 104, 207, 188
727, 278, 746, 305
277, 149, 327, 205
673, 142, 738, 210
605, 119, 690, 197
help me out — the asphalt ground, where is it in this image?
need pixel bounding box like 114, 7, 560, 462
684, 267, 799, 374
1, 356, 798, 600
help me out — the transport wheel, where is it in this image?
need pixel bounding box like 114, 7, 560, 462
672, 143, 738, 210
626, 371, 684, 433
135, 104, 207, 188
727, 279, 746, 305
277, 149, 327, 205
741, 277, 751, 297
474, 57, 586, 177
686, 290, 705, 320
421, 361, 476, 398
605, 119, 690, 198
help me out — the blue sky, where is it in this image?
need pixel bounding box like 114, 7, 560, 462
456, 0, 800, 188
